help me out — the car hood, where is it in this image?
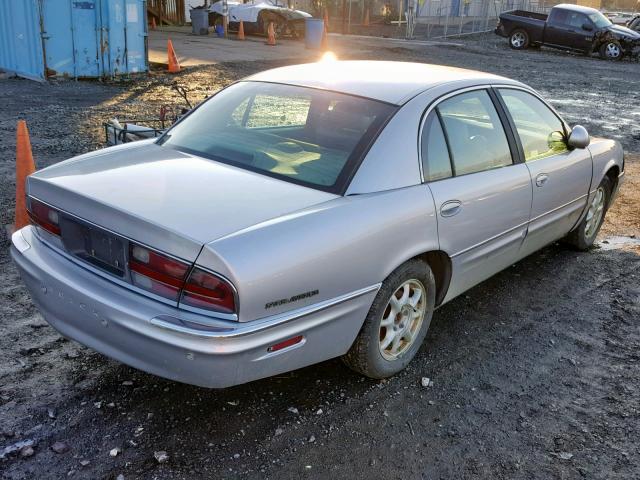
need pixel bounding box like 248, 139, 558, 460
27, 141, 337, 261
607, 24, 640, 39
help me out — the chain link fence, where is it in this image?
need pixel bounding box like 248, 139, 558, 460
297, 0, 638, 40
414, 0, 549, 39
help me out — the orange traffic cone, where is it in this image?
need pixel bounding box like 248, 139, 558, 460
237, 20, 245, 40
363, 8, 370, 27
167, 39, 181, 73
323, 9, 329, 31
266, 22, 276, 45
13, 120, 36, 232
151, 17, 157, 30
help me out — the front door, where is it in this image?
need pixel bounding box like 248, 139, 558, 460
546, 10, 594, 51
420, 89, 533, 302
496, 88, 592, 258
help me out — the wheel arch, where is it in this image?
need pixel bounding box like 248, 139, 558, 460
509, 26, 528, 36
415, 250, 452, 307
509, 27, 530, 40
605, 164, 620, 191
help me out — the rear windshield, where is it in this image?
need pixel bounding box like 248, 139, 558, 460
159, 81, 396, 193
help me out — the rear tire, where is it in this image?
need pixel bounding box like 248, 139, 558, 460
599, 41, 623, 60
565, 176, 612, 250
342, 259, 436, 379
509, 29, 529, 50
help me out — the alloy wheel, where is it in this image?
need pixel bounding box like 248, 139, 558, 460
511, 32, 525, 48
584, 186, 605, 239
605, 43, 621, 59
378, 279, 427, 360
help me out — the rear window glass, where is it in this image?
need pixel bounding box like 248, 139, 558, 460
159, 82, 396, 193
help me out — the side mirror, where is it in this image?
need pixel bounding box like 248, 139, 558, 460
567, 125, 590, 149
582, 23, 593, 31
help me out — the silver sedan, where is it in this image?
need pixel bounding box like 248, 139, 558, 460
11, 61, 625, 387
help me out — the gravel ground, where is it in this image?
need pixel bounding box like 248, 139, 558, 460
1, 33, 639, 480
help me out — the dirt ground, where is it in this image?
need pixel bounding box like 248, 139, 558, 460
1, 34, 639, 480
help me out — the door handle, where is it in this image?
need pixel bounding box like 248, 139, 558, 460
536, 174, 549, 187
440, 200, 462, 217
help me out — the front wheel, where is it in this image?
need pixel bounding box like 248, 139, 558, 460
599, 41, 623, 60
342, 259, 436, 379
565, 176, 612, 250
509, 29, 529, 50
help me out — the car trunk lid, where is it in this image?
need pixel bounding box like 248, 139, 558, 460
27, 141, 338, 263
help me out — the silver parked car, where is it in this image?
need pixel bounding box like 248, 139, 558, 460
11, 61, 625, 388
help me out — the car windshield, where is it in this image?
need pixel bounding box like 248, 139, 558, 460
158, 81, 396, 193
588, 11, 612, 28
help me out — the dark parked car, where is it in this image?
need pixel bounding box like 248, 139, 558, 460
495, 3, 640, 60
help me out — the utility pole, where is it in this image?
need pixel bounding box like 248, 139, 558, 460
223, 0, 228, 37
342, 0, 347, 34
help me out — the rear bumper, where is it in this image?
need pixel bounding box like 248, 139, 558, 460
11, 226, 377, 388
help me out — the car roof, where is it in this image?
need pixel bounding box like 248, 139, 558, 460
553, 3, 600, 14
245, 61, 510, 105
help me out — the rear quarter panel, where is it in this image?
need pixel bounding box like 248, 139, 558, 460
196, 187, 439, 322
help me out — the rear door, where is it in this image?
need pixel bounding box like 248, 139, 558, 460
421, 88, 533, 302
496, 88, 592, 258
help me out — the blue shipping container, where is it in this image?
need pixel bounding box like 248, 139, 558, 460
0, 0, 148, 80
0, 0, 46, 80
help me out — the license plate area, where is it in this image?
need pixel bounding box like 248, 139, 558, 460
59, 217, 126, 277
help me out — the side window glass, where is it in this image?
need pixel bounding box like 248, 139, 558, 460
436, 90, 513, 176
498, 89, 568, 162
567, 12, 587, 28
550, 9, 568, 25
421, 113, 452, 181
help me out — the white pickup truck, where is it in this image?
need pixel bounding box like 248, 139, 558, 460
209, 0, 311, 37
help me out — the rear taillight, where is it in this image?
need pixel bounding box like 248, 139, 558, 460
26, 199, 237, 315
128, 244, 236, 314
181, 267, 236, 314
28, 198, 61, 236
129, 243, 190, 301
